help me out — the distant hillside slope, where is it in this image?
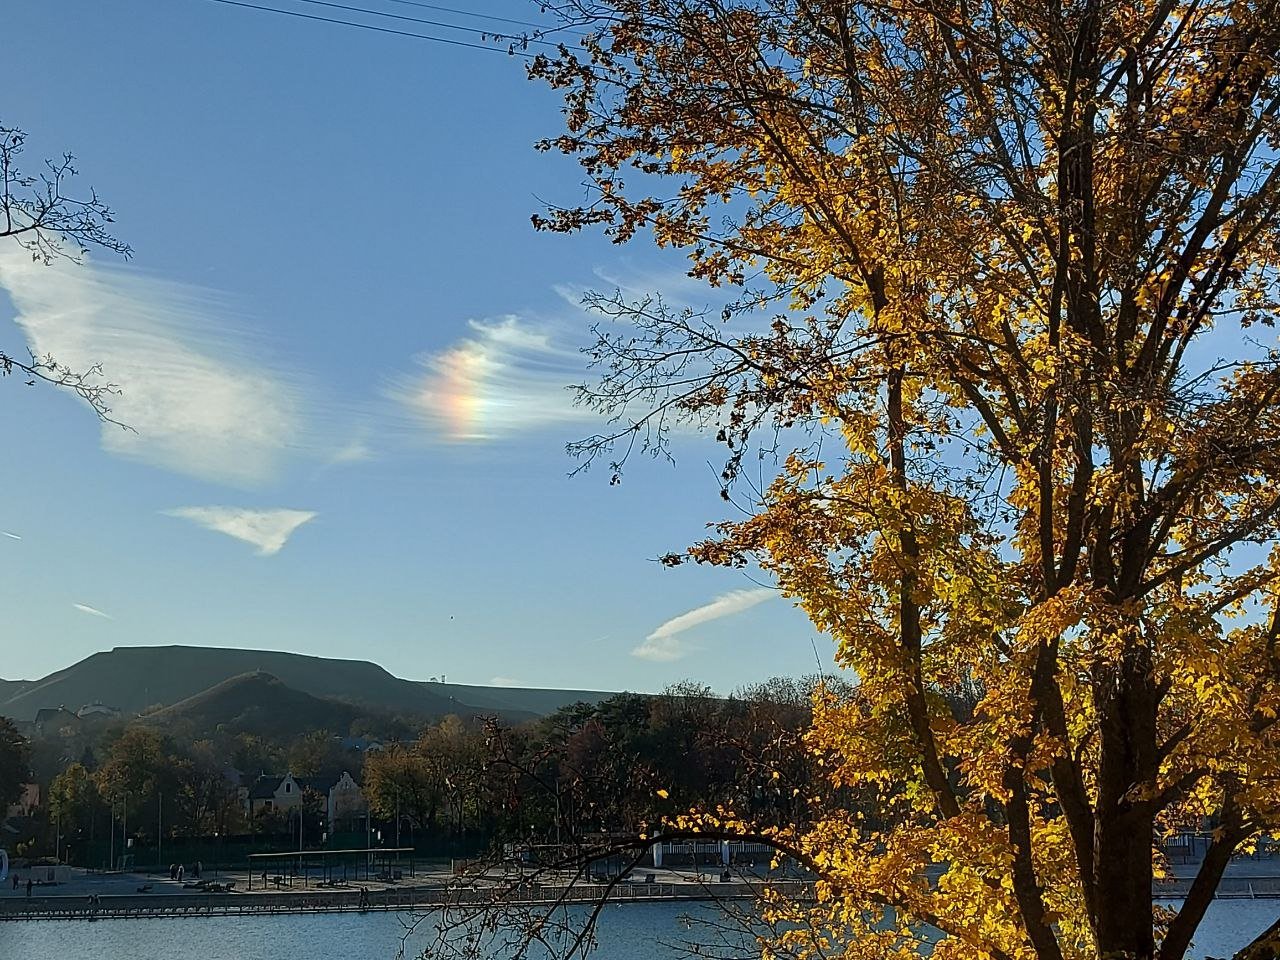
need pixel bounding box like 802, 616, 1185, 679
0, 645, 610, 723
141, 672, 370, 741
428, 682, 608, 716
0, 679, 30, 707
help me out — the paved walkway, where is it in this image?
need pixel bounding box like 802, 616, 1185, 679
1167, 851, 1280, 880
0, 861, 773, 902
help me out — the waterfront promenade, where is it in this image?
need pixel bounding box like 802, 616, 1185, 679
0, 864, 813, 921
5, 854, 1280, 922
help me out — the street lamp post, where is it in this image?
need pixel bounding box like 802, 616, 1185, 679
297, 808, 306, 888
121, 793, 128, 870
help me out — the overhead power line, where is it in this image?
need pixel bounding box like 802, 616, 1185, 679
287, 0, 580, 48
201, 0, 547, 55
382, 0, 588, 36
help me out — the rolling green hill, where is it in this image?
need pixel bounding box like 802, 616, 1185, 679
140, 671, 372, 741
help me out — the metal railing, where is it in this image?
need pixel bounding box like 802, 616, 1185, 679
0, 878, 816, 921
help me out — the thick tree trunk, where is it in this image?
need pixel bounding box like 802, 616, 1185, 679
1094, 803, 1155, 958
1094, 648, 1159, 959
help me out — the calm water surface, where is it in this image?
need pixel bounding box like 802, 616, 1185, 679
0, 899, 1272, 959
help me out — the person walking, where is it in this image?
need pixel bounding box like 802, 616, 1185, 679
25, 877, 32, 897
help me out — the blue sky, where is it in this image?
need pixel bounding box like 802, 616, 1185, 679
0, 0, 824, 690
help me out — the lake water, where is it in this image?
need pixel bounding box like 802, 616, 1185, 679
0, 899, 1273, 959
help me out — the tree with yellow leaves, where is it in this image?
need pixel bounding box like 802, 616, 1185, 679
523, 1, 1280, 957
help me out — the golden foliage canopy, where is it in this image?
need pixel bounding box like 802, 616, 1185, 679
530, 0, 1280, 958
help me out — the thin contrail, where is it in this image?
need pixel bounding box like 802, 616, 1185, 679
72, 603, 113, 620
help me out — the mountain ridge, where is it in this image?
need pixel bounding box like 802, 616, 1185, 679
0, 645, 611, 722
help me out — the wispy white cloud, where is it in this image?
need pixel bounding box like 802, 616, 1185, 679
391, 315, 598, 442
329, 437, 373, 465
394, 262, 759, 447
550, 262, 712, 315
72, 602, 112, 620
590, 263, 713, 307
2, 531, 20, 541
490, 676, 521, 687
164, 506, 316, 556
0, 250, 306, 486
632, 588, 774, 662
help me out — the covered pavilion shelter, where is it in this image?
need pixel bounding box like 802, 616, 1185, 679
247, 847, 415, 890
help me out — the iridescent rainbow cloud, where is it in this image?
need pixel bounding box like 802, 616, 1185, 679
398, 317, 594, 442
425, 341, 494, 440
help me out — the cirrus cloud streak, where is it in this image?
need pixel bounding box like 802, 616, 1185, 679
0, 249, 306, 487
632, 587, 775, 662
